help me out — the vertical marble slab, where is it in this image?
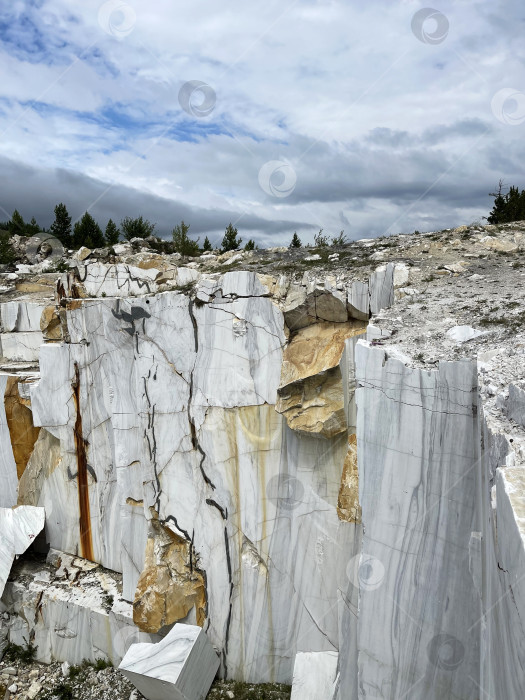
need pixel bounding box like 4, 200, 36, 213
0, 375, 18, 507
353, 343, 481, 699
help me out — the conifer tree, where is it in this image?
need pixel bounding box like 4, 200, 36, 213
49, 203, 72, 248
105, 219, 120, 246
8, 210, 26, 236
73, 212, 105, 249
172, 220, 200, 256
290, 232, 302, 248
121, 216, 155, 240
221, 223, 242, 252
202, 236, 213, 252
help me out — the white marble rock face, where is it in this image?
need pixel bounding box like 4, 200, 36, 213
0, 506, 45, 596
290, 651, 339, 700
347, 343, 481, 700
119, 624, 220, 700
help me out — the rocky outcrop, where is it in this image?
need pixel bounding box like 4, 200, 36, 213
276, 321, 365, 438
1, 225, 525, 699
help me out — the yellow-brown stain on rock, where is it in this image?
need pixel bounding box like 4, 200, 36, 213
133, 517, 206, 633
17, 429, 61, 506
280, 321, 366, 386
277, 321, 366, 438
40, 305, 62, 340
337, 433, 361, 523
4, 378, 41, 479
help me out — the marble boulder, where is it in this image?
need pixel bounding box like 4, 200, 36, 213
119, 624, 220, 700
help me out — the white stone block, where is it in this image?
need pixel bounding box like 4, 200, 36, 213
119, 624, 219, 700
291, 651, 338, 700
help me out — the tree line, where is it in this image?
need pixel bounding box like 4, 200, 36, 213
0, 205, 259, 254
487, 180, 525, 224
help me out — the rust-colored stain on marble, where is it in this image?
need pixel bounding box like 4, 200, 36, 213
4, 377, 41, 480
71, 362, 94, 562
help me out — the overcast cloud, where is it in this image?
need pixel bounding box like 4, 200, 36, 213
0, 0, 524, 245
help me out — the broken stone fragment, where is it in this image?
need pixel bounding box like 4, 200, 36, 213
283, 288, 348, 331
0, 505, 45, 596
133, 518, 206, 633
40, 305, 62, 340
480, 236, 518, 253
276, 322, 366, 438
119, 623, 220, 700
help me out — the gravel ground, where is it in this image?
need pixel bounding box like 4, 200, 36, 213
0, 653, 291, 700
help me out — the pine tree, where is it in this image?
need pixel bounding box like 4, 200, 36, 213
121, 216, 156, 241
73, 212, 105, 249
27, 217, 40, 235
202, 236, 213, 252
290, 232, 302, 248
49, 203, 72, 248
8, 210, 26, 236
221, 223, 242, 252
105, 219, 120, 246
487, 180, 525, 224
0, 231, 14, 264
172, 220, 200, 256
244, 239, 255, 251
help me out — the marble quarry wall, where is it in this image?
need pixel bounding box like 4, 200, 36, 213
0, 262, 524, 699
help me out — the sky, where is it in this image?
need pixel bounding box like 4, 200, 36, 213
0, 0, 524, 246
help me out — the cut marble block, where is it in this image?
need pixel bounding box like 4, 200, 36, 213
0, 301, 47, 332
2, 554, 159, 665
119, 624, 219, 700
0, 506, 45, 595
290, 651, 339, 700
0, 332, 43, 361
352, 343, 481, 700
369, 263, 394, 315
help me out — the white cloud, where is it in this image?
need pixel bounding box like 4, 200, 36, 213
0, 0, 522, 243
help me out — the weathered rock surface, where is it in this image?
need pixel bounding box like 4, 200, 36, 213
0, 506, 44, 595
1, 222, 525, 699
